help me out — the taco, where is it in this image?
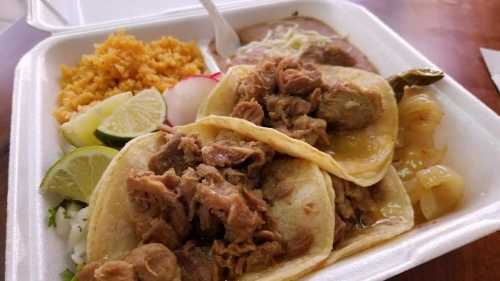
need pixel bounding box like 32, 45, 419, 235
82, 116, 334, 281
198, 58, 398, 187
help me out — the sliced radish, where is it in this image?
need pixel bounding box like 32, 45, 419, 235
164, 76, 218, 126
209, 72, 223, 81
185, 72, 221, 82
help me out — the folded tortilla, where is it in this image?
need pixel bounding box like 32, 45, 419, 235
198, 65, 398, 187
322, 165, 413, 267
87, 116, 334, 281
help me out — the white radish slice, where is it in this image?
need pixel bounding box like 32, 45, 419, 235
189, 73, 221, 81
164, 76, 218, 126
210, 72, 222, 81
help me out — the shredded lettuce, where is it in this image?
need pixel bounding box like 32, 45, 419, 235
236, 23, 334, 59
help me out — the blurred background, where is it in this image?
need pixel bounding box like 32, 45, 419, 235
0, 0, 24, 32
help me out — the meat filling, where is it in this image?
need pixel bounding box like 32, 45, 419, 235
231, 100, 265, 125
230, 57, 383, 147
83, 132, 310, 281
317, 82, 382, 130
77, 244, 178, 281
176, 242, 216, 281
276, 58, 322, 96
331, 176, 378, 246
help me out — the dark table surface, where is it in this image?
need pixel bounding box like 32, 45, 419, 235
357, 1, 500, 280
0, 0, 499, 280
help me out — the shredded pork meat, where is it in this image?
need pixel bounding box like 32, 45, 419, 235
94, 261, 135, 281
317, 82, 382, 130
77, 244, 178, 281
331, 175, 378, 246
124, 243, 179, 281
276, 59, 322, 96
230, 57, 383, 147
211, 240, 284, 279
230, 100, 265, 125
149, 134, 202, 175
114, 132, 306, 280
176, 242, 216, 281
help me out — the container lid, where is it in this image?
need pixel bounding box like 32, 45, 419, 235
27, 0, 239, 33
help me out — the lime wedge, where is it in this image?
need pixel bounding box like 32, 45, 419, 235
61, 92, 133, 147
95, 88, 166, 146
40, 146, 119, 203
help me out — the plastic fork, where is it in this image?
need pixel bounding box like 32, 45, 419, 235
199, 0, 241, 58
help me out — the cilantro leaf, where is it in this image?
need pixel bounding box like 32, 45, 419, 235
48, 199, 84, 228
60, 268, 75, 281
47, 206, 58, 228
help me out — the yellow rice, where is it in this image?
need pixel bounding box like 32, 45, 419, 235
55, 31, 206, 123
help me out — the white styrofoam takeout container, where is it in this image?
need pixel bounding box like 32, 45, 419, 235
7, 0, 500, 280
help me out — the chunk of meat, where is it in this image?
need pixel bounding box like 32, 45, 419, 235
345, 184, 377, 213
127, 170, 174, 217
245, 241, 284, 272
196, 163, 225, 184
201, 141, 264, 167
196, 179, 263, 243
317, 82, 383, 130
308, 87, 323, 112
76, 261, 101, 281
125, 243, 179, 281
245, 142, 275, 177
231, 100, 265, 125
201, 140, 274, 178
94, 261, 136, 281
201, 143, 258, 168
236, 58, 279, 103
289, 115, 330, 146
264, 94, 312, 124
141, 218, 181, 250
331, 175, 378, 242
179, 168, 200, 220
221, 168, 249, 186
196, 204, 223, 238
149, 134, 202, 174
333, 214, 349, 246
211, 241, 256, 279
176, 242, 217, 281
211, 240, 284, 278
236, 73, 271, 104
254, 230, 283, 243
276, 58, 322, 96
300, 44, 357, 67
255, 57, 280, 92
194, 162, 267, 243
166, 198, 191, 241
179, 135, 204, 165
225, 197, 264, 242
127, 169, 190, 242
332, 175, 355, 220
242, 189, 268, 213
196, 169, 240, 212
